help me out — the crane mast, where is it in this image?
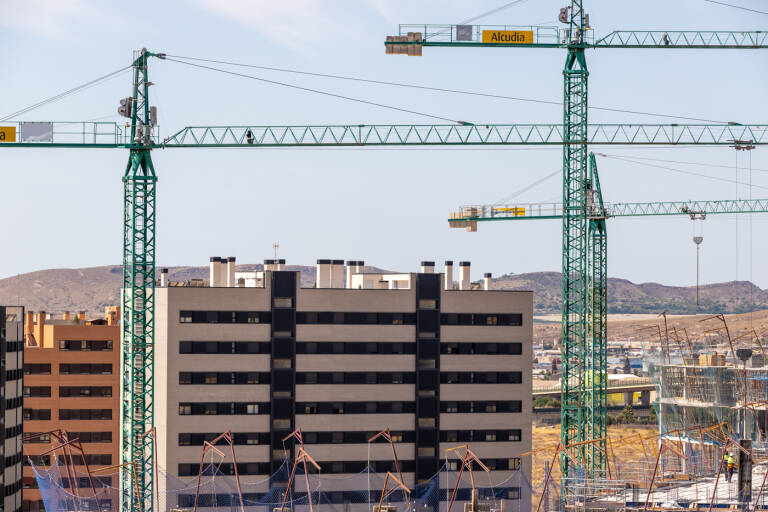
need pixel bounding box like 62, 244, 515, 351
122, 48, 160, 512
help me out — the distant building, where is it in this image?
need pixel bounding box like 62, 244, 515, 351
22, 308, 120, 512
154, 258, 533, 510
1, 306, 24, 512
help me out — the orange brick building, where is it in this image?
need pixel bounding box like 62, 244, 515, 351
22, 308, 120, 512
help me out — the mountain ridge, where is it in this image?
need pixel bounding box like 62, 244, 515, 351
1, 265, 764, 316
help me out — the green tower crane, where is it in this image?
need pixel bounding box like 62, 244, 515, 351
449, 153, 768, 473
385, 4, 768, 478
0, 21, 766, 509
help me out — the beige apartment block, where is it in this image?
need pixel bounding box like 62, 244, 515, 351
154, 259, 532, 510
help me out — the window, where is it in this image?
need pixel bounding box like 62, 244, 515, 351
178, 402, 267, 416
305, 342, 318, 354
332, 403, 344, 414
24, 363, 51, 375
365, 373, 377, 384
509, 458, 521, 470
440, 313, 522, 326
274, 359, 292, 369
332, 373, 344, 384
391, 402, 403, 413
332, 432, 343, 444
60, 364, 112, 375
59, 386, 112, 398
23, 387, 51, 398
444, 402, 458, 413
296, 312, 416, 325
418, 359, 436, 369
304, 373, 317, 385
23, 409, 51, 421
273, 419, 291, 429
273, 297, 293, 308
55, 432, 112, 443
58, 340, 113, 351
181, 341, 268, 354
485, 431, 497, 441
485, 403, 497, 413
508, 430, 522, 442
25, 433, 52, 444
59, 409, 112, 420
418, 418, 435, 428
446, 431, 458, 442
304, 403, 318, 414
418, 299, 437, 309
179, 310, 271, 324
418, 447, 435, 457
391, 372, 404, 384
179, 373, 192, 385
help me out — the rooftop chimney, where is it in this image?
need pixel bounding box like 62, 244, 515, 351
264, 259, 277, 272
210, 257, 221, 287
420, 261, 435, 274
483, 272, 492, 291
277, 259, 285, 271
444, 261, 454, 290
459, 261, 471, 290
35, 311, 46, 348
355, 261, 365, 275
160, 268, 169, 287
226, 258, 236, 287
316, 259, 331, 288
25, 311, 34, 344
105, 306, 120, 326
331, 259, 345, 288
346, 260, 356, 289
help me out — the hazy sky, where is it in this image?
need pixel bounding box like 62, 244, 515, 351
1, 0, 767, 288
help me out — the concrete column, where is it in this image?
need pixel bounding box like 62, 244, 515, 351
640, 390, 651, 406
444, 261, 454, 290
160, 268, 169, 287
316, 259, 331, 288
420, 261, 435, 273
459, 261, 471, 290
624, 392, 634, 406
226, 258, 236, 286
483, 272, 492, 290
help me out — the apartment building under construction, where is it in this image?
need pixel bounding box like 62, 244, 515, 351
153, 258, 533, 509
22, 308, 120, 512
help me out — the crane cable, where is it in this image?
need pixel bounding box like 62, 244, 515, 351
596, 153, 768, 191
0, 66, 131, 121
163, 54, 735, 124
703, 0, 768, 15
164, 57, 468, 124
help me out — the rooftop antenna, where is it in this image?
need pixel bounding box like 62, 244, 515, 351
273, 241, 279, 260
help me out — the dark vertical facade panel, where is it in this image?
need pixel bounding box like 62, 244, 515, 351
415, 274, 441, 483
269, 272, 297, 476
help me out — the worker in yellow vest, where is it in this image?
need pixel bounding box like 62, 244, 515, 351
724, 452, 736, 482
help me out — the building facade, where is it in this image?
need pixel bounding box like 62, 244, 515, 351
1, 306, 24, 512
155, 259, 533, 510
22, 309, 120, 512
